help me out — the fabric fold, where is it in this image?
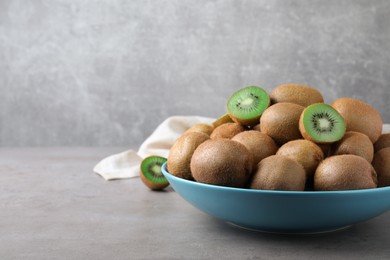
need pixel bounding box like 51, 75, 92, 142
93, 115, 215, 180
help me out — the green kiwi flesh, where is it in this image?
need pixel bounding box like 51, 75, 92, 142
140, 156, 169, 190
227, 86, 270, 126
300, 103, 346, 143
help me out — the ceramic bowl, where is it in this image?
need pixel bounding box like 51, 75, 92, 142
162, 162, 390, 234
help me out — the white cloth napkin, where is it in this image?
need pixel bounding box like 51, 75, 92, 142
93, 115, 215, 180
94, 116, 390, 181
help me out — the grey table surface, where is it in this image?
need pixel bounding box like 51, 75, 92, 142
1, 147, 390, 260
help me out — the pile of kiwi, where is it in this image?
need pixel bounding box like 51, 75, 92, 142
142, 83, 389, 192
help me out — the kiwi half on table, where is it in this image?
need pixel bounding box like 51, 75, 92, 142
299, 103, 346, 144
140, 156, 169, 191
226, 86, 270, 127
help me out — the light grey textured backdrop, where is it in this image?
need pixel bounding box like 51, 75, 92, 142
1, 0, 389, 147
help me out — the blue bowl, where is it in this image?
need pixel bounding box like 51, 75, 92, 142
162, 162, 390, 234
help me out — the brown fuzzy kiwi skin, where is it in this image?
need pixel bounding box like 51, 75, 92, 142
167, 132, 210, 180
331, 131, 374, 163
374, 133, 390, 153
331, 97, 383, 143
276, 139, 324, 179
314, 154, 377, 191
270, 83, 324, 107
210, 122, 246, 139
229, 109, 269, 127
250, 155, 306, 191
232, 130, 278, 170
190, 139, 253, 188
252, 124, 261, 131
212, 113, 234, 128
372, 147, 390, 187
184, 123, 214, 136
139, 171, 169, 191
260, 102, 305, 145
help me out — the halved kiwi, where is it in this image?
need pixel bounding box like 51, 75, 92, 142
140, 156, 169, 190
299, 103, 346, 143
226, 86, 270, 127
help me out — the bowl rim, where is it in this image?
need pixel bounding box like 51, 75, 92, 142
162, 162, 390, 195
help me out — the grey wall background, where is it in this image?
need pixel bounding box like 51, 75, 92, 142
0, 0, 389, 147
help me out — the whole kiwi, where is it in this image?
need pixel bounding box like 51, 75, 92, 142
372, 147, 390, 187
232, 130, 278, 169
276, 139, 324, 178
331, 97, 383, 143
260, 102, 305, 145
167, 131, 210, 180
250, 155, 306, 191
314, 154, 377, 191
184, 123, 214, 136
331, 131, 374, 162
374, 133, 390, 153
270, 83, 324, 107
210, 122, 246, 139
190, 139, 253, 188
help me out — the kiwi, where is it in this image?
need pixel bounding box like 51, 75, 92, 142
270, 83, 324, 107
299, 103, 346, 144
190, 139, 253, 188
374, 133, 390, 153
250, 155, 306, 191
211, 113, 234, 128
372, 147, 390, 187
210, 122, 245, 139
226, 86, 270, 127
167, 132, 210, 180
331, 131, 374, 162
260, 102, 305, 145
184, 123, 214, 136
140, 156, 169, 190
331, 97, 383, 143
276, 140, 324, 178
314, 154, 377, 191
232, 130, 278, 169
